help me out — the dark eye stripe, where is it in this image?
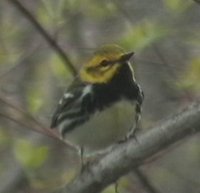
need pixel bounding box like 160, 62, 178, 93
100, 59, 109, 67
86, 60, 116, 72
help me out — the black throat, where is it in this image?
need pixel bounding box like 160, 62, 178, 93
91, 63, 140, 111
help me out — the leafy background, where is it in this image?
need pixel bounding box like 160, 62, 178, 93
0, 0, 199, 193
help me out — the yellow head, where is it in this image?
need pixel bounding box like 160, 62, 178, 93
80, 45, 134, 84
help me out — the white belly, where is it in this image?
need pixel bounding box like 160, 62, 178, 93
64, 99, 136, 152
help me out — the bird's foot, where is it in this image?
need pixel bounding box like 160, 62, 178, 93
80, 159, 91, 173
118, 126, 139, 144
79, 146, 90, 173
114, 181, 120, 193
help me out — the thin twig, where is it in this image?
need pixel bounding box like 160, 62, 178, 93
133, 168, 160, 193
0, 43, 40, 80
152, 44, 176, 79
0, 111, 59, 140
7, 0, 77, 76
0, 95, 78, 150
0, 95, 45, 130
0, 112, 32, 130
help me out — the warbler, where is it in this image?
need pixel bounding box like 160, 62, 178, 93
51, 44, 143, 155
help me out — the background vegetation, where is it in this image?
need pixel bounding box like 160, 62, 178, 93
0, 0, 199, 193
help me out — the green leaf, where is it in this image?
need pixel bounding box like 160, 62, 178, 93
50, 54, 71, 79
178, 58, 200, 92
14, 139, 49, 169
164, 0, 192, 12
82, 0, 117, 19
120, 22, 168, 51
27, 87, 43, 113
37, 0, 65, 27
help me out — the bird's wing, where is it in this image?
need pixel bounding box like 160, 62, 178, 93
50, 80, 93, 136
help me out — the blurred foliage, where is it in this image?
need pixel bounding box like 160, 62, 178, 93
164, 0, 193, 12
0, 129, 10, 146
187, 31, 200, 47
121, 21, 169, 51
0, 0, 199, 193
27, 85, 44, 113
82, 0, 118, 18
50, 54, 71, 80
38, 0, 65, 28
14, 139, 49, 169
179, 58, 200, 93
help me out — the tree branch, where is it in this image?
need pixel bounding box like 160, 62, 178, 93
7, 0, 77, 76
57, 102, 200, 193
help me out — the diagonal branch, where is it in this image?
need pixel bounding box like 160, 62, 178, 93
0, 95, 77, 150
7, 0, 77, 76
57, 102, 200, 193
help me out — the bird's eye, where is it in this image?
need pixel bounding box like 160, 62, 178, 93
100, 60, 109, 67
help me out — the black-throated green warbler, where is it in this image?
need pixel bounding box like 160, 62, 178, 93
51, 44, 143, 155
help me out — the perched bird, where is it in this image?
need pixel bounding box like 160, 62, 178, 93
51, 44, 143, 156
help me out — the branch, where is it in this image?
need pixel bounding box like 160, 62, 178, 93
0, 95, 76, 150
7, 0, 77, 76
58, 102, 200, 193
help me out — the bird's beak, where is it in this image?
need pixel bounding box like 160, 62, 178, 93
120, 52, 134, 62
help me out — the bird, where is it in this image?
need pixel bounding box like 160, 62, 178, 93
50, 44, 144, 159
